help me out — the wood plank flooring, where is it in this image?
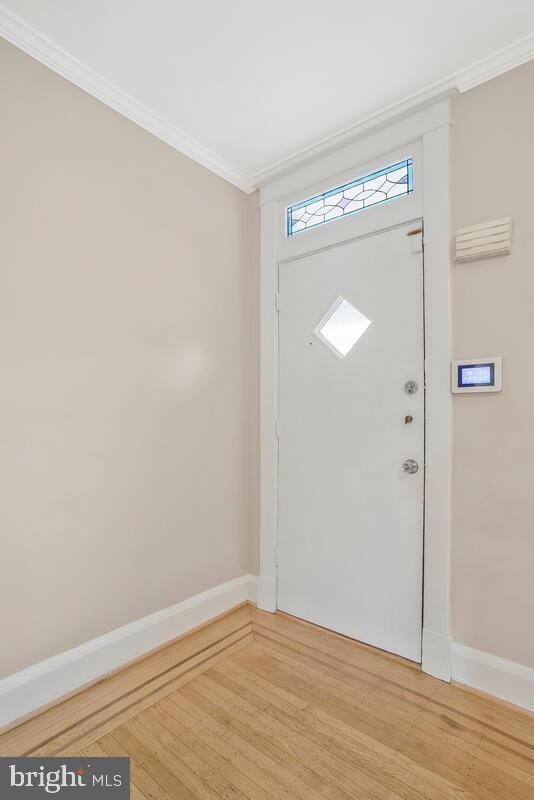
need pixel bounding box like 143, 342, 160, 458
2, 605, 534, 799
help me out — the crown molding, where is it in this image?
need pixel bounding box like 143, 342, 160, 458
456, 30, 534, 92
1, 2, 533, 193
250, 87, 457, 188
251, 31, 534, 187
0, 4, 255, 193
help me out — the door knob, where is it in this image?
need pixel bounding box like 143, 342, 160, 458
402, 459, 419, 474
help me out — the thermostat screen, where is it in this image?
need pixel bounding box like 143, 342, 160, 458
458, 363, 494, 388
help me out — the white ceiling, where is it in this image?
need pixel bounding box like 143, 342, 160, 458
2, 0, 534, 191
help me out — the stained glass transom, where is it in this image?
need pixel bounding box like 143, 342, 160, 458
287, 159, 413, 236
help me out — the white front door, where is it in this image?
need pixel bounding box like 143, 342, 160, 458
277, 222, 425, 661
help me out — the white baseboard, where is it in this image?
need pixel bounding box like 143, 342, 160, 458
452, 642, 534, 712
247, 573, 258, 605
422, 628, 452, 683
0, 573, 258, 729
5, 575, 530, 727
256, 576, 277, 612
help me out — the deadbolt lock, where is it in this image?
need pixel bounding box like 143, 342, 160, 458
404, 380, 418, 395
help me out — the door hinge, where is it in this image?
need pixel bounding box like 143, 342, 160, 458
275, 291, 280, 312
274, 419, 280, 439
275, 545, 279, 566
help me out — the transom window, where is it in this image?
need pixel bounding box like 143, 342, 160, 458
287, 158, 413, 237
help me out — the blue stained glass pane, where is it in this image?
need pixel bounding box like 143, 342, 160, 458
287, 158, 413, 236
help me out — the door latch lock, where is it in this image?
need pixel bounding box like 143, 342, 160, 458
402, 459, 419, 474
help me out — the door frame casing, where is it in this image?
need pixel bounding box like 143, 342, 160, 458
258, 98, 453, 682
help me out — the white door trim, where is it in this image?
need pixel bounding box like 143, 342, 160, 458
258, 98, 452, 681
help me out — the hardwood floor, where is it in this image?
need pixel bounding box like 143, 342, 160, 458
2, 605, 534, 799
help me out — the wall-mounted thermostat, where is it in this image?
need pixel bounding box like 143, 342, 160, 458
451, 357, 502, 393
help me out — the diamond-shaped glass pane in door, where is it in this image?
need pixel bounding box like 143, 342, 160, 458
314, 297, 371, 358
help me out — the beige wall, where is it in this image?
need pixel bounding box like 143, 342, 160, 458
0, 39, 259, 677
2, 30, 533, 680
451, 60, 534, 668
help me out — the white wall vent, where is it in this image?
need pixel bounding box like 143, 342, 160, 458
455, 218, 512, 263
